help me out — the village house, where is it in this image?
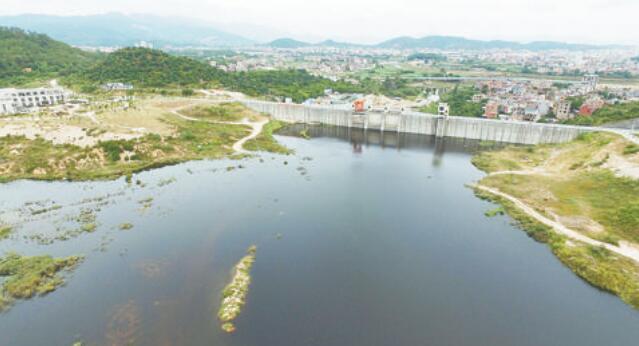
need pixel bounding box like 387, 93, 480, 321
101, 83, 134, 91
483, 102, 499, 119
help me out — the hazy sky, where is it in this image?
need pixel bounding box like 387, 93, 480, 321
1, 0, 638, 45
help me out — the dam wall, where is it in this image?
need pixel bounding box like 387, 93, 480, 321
242, 100, 594, 145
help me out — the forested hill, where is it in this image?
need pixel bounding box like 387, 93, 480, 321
83, 47, 225, 87
79, 47, 369, 101
0, 29, 404, 102
0, 27, 98, 86
222, 69, 367, 102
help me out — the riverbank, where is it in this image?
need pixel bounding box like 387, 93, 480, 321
0, 98, 288, 183
472, 132, 639, 309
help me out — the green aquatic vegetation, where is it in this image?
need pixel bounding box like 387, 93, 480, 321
0, 253, 82, 311
26, 208, 100, 245
76, 209, 97, 232
299, 128, 311, 139
484, 207, 505, 217
474, 188, 553, 243
157, 177, 177, 187
218, 245, 257, 333
119, 223, 134, 231
0, 226, 12, 240
30, 204, 62, 216
80, 223, 97, 233
138, 197, 154, 211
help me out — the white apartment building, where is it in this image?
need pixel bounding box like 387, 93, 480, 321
0, 87, 67, 115
582, 74, 599, 93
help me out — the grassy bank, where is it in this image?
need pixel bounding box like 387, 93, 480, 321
0, 113, 287, 183
475, 188, 639, 309
472, 132, 639, 310
481, 171, 639, 244
0, 118, 246, 182
471, 132, 616, 174
244, 120, 292, 155
474, 132, 639, 244
0, 97, 294, 183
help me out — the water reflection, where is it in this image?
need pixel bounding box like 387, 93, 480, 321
278, 124, 506, 167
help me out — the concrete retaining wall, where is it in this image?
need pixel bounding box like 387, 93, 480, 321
243, 100, 594, 145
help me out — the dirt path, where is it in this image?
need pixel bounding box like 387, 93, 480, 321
473, 183, 639, 263
231, 118, 268, 154
170, 105, 267, 154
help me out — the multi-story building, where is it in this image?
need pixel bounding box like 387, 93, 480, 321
555, 101, 572, 120
0, 87, 67, 115
582, 74, 599, 93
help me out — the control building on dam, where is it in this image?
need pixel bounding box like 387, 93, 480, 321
242, 101, 595, 145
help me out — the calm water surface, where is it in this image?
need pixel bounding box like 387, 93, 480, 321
1, 127, 638, 346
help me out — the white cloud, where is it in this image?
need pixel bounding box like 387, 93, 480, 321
1, 0, 637, 45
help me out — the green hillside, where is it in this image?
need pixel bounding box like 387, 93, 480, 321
563, 101, 639, 126
223, 69, 363, 102
83, 47, 224, 87
0, 26, 98, 86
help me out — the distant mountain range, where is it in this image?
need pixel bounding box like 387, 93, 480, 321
267, 38, 364, 49
0, 13, 625, 51
0, 13, 254, 48
373, 36, 614, 50
268, 36, 620, 51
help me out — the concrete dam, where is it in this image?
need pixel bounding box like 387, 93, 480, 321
242, 100, 595, 145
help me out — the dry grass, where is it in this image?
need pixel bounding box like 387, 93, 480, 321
181, 102, 261, 122
476, 132, 639, 244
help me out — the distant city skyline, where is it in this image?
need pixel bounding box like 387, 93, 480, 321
1, 0, 638, 46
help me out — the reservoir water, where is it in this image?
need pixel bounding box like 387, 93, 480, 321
1, 127, 638, 345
